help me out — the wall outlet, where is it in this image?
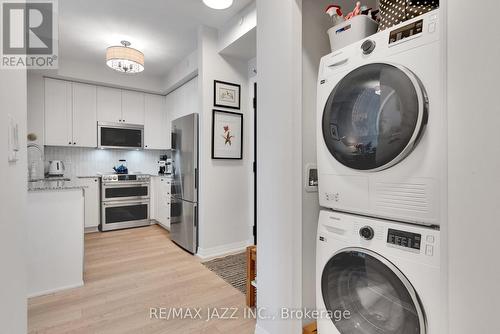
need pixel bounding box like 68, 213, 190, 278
305, 163, 318, 193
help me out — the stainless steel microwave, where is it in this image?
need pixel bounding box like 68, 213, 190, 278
98, 122, 144, 150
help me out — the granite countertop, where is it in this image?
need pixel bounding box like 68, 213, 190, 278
28, 179, 87, 192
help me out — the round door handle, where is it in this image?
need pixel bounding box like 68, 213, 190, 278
73, 142, 76, 145
68, 141, 71, 145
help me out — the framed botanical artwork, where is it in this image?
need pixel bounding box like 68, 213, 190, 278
214, 80, 241, 110
212, 109, 243, 160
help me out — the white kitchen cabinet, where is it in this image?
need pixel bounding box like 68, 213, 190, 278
144, 94, 168, 150
79, 177, 100, 231
165, 76, 198, 123
153, 176, 171, 230
97, 86, 122, 123
45, 79, 97, 147
121, 90, 145, 125
44, 78, 72, 146
72, 83, 97, 147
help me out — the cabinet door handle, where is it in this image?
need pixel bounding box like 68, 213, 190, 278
68, 141, 71, 145
73, 142, 76, 145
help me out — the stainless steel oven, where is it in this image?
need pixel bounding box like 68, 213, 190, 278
98, 122, 144, 150
100, 174, 151, 231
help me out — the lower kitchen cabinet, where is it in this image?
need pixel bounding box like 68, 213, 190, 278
151, 176, 171, 230
79, 177, 100, 231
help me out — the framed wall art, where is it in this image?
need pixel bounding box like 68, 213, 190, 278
212, 109, 243, 160
214, 80, 241, 110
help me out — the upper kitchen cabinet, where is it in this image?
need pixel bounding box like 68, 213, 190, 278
144, 94, 169, 150
96, 86, 122, 123
72, 83, 97, 147
45, 79, 97, 147
45, 78, 72, 146
97, 88, 145, 125
121, 90, 145, 125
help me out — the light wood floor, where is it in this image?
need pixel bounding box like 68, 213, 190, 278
28, 225, 256, 334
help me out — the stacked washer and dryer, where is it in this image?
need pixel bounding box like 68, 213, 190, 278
316, 10, 445, 334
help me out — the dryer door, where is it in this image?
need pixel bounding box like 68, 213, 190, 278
321, 248, 426, 334
322, 63, 428, 171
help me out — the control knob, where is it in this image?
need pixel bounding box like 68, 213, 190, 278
359, 226, 375, 240
361, 39, 376, 55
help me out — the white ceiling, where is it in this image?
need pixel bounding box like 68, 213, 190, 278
59, 0, 253, 82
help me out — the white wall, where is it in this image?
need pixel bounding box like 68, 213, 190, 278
447, 0, 500, 332
255, 0, 303, 333
48, 58, 165, 94
0, 69, 28, 333
301, 0, 379, 317
218, 2, 256, 51
197, 25, 253, 259
162, 50, 199, 95
27, 72, 45, 151
301, 0, 331, 317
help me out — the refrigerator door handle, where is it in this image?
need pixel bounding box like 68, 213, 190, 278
194, 203, 198, 228
195, 168, 198, 190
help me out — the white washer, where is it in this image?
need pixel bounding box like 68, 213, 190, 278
316, 210, 443, 334
317, 10, 444, 226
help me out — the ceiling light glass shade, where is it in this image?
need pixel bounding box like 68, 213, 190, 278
203, 0, 233, 10
106, 43, 144, 74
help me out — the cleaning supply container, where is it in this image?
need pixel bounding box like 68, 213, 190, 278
327, 15, 378, 52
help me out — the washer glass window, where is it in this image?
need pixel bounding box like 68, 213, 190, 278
321, 249, 424, 334
322, 63, 428, 171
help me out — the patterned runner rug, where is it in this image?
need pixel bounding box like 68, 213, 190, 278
202, 252, 247, 294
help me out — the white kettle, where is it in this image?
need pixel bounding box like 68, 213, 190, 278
48, 160, 65, 177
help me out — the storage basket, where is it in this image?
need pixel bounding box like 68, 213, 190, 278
379, 0, 439, 31
327, 15, 379, 52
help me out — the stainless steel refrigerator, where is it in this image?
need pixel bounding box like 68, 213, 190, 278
170, 113, 199, 254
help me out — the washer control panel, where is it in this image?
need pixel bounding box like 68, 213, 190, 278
387, 228, 421, 250
389, 19, 424, 45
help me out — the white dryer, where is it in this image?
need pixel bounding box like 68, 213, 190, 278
316, 210, 443, 334
317, 10, 444, 225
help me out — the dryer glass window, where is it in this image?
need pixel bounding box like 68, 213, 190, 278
321, 250, 424, 334
322, 63, 428, 171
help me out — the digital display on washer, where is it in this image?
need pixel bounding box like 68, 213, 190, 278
389, 19, 423, 44
387, 229, 421, 250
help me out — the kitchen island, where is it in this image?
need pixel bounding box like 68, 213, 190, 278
27, 183, 84, 297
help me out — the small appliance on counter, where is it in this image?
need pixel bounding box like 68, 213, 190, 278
158, 155, 173, 175
48, 160, 65, 177
158, 155, 167, 175
113, 159, 128, 174
166, 158, 173, 175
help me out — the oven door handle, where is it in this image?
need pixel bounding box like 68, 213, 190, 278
102, 182, 150, 188
102, 200, 150, 207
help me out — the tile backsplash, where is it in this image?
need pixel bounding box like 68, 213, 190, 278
44, 146, 169, 177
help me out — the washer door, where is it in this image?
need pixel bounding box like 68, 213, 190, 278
321, 248, 426, 334
322, 63, 428, 171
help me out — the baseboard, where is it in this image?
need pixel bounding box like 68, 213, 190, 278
254, 324, 271, 334
84, 226, 98, 233
196, 238, 254, 261
28, 281, 84, 299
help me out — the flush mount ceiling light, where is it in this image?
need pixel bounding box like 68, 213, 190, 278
106, 41, 144, 74
203, 0, 233, 10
